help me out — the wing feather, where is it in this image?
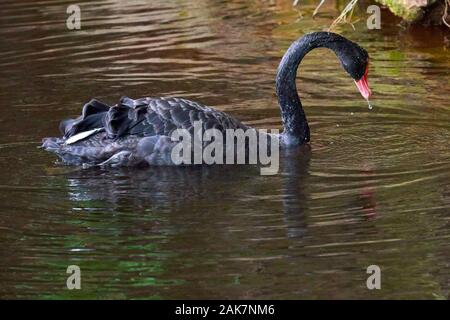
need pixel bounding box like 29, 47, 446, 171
61, 96, 248, 142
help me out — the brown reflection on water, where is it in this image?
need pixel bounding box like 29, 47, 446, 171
0, 0, 449, 299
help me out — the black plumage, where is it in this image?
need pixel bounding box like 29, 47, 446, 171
42, 32, 370, 167
42, 96, 248, 166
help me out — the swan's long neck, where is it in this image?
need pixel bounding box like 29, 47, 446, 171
276, 32, 343, 146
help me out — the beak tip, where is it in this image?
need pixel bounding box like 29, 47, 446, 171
355, 76, 371, 101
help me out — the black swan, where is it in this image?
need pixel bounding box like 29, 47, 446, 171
42, 32, 371, 166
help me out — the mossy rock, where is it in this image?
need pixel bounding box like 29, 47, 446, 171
375, 0, 438, 22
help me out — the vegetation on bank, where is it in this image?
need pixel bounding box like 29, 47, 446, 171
299, 0, 450, 27
374, 0, 450, 25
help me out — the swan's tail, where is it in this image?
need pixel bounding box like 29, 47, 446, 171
41, 97, 142, 165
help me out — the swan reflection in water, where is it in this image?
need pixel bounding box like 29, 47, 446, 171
56, 147, 312, 239
55, 144, 378, 245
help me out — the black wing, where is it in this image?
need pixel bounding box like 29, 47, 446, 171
62, 96, 248, 140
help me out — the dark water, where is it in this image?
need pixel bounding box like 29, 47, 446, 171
0, 0, 449, 299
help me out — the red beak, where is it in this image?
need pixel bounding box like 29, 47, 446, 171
354, 63, 371, 100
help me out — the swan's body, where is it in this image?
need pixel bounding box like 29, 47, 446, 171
42, 32, 371, 167
42, 96, 250, 166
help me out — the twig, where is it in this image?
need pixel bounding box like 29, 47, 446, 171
443, 0, 450, 28
328, 0, 359, 31
313, 0, 327, 17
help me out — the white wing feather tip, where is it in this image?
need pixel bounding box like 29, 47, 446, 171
65, 128, 104, 145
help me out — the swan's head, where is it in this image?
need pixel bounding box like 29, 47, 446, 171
337, 40, 372, 100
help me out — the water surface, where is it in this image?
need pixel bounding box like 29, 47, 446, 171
0, 0, 449, 299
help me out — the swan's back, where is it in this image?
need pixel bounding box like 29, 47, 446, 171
42, 96, 248, 166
